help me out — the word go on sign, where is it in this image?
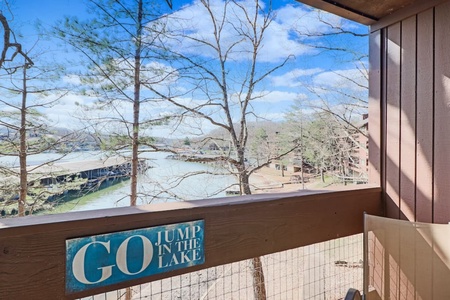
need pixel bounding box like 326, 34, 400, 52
66, 220, 204, 294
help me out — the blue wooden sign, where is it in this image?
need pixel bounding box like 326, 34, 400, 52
66, 220, 204, 294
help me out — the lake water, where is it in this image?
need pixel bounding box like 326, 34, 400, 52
0, 151, 236, 214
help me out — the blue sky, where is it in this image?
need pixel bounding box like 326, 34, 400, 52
1, 0, 369, 137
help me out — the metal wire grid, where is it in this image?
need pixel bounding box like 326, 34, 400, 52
302, 234, 363, 300
80, 234, 363, 300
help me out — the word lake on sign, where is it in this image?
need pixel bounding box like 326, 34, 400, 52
66, 220, 204, 294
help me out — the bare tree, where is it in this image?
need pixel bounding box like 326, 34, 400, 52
154, 0, 297, 192
146, 1, 300, 298
0, 10, 33, 69
285, 12, 369, 183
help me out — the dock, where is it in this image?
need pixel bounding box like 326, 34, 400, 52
26, 156, 131, 175
1, 157, 148, 216
23, 157, 134, 182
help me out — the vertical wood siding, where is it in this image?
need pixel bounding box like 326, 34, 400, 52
385, 22, 402, 219
370, 2, 450, 223
399, 16, 416, 222
415, 10, 435, 299
415, 9, 434, 223
433, 1, 450, 223
368, 31, 382, 186
367, 3, 450, 299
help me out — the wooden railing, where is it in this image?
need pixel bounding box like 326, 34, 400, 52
0, 185, 382, 299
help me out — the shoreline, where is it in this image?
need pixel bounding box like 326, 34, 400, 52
250, 167, 306, 193
249, 166, 359, 193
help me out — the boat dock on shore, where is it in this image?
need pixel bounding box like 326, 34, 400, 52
24, 157, 136, 185
1, 157, 147, 216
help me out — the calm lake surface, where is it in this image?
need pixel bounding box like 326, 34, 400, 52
0, 151, 236, 214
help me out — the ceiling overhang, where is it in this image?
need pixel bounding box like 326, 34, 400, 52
296, 0, 446, 26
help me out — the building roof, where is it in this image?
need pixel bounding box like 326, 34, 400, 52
296, 0, 447, 25
8, 157, 132, 182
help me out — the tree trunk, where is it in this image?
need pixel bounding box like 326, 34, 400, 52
18, 60, 28, 216
127, 2, 143, 299
125, 287, 132, 300
239, 170, 267, 300
251, 256, 267, 300
130, 0, 143, 206
239, 169, 252, 195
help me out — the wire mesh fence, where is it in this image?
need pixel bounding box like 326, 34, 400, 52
80, 234, 363, 300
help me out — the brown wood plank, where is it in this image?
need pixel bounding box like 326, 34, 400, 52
414, 9, 435, 300
380, 27, 388, 217
371, 0, 448, 32
434, 1, 450, 224
295, 0, 377, 25
415, 9, 434, 224
297, 0, 449, 27
0, 187, 382, 299
385, 23, 402, 219
399, 16, 417, 221
369, 30, 382, 186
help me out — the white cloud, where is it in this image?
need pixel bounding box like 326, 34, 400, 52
159, 0, 340, 63
63, 59, 179, 96
141, 61, 179, 86
150, 114, 218, 138
33, 0, 366, 137
271, 67, 368, 93
62, 75, 82, 85
251, 90, 307, 103
270, 68, 322, 87
313, 68, 368, 92
276, 5, 345, 37
41, 93, 96, 127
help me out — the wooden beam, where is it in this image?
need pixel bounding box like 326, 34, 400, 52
296, 0, 378, 25
371, 0, 448, 32
0, 186, 382, 299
